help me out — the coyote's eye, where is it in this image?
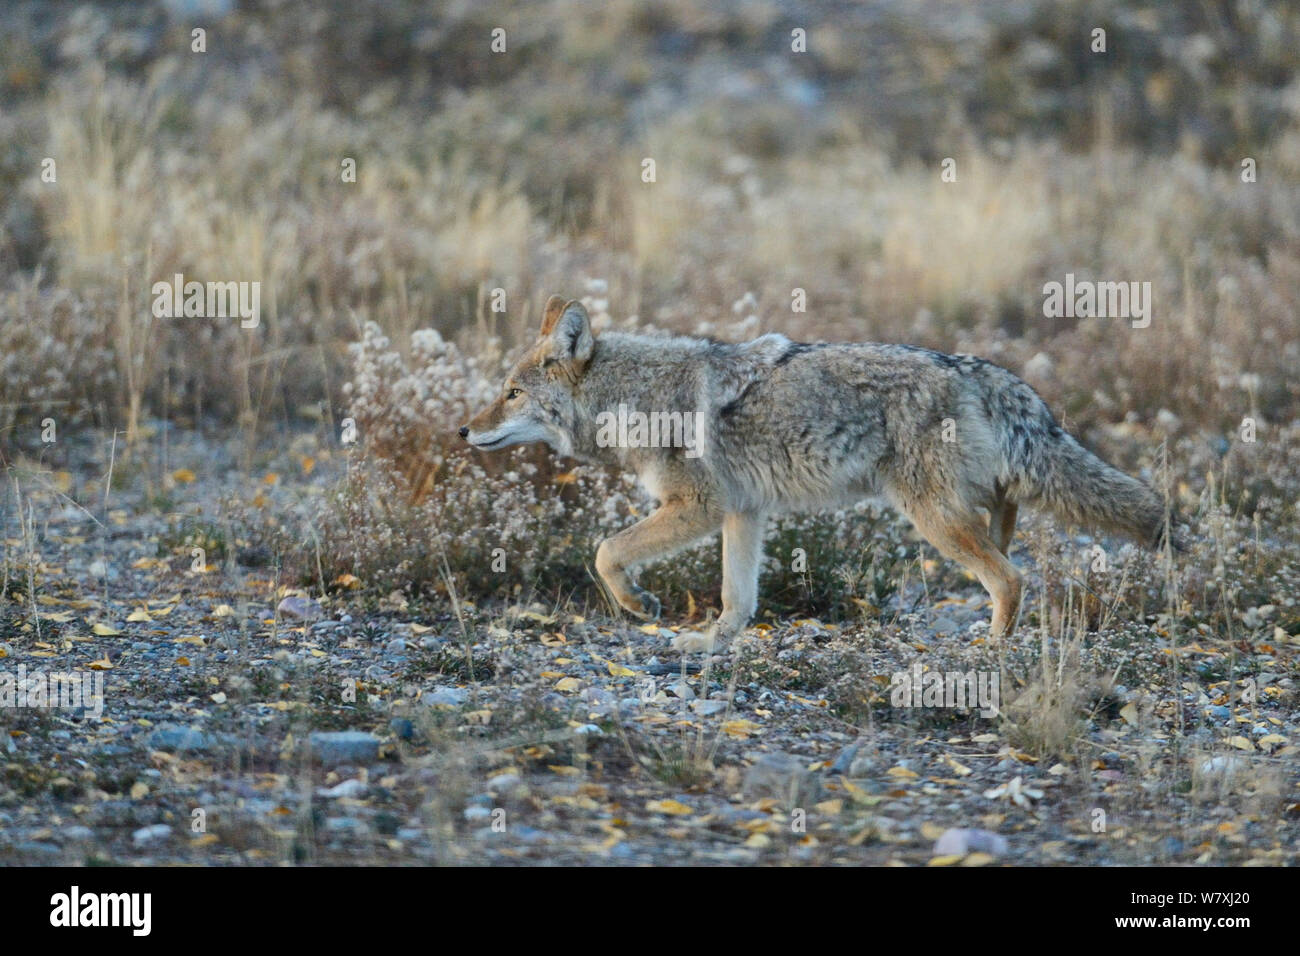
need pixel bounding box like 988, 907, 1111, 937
506, 388, 522, 400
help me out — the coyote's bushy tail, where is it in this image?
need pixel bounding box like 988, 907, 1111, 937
1025, 429, 1180, 551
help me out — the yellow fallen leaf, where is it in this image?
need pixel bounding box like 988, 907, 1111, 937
920, 821, 947, 840
555, 677, 583, 693
1229, 736, 1256, 751
646, 799, 694, 816
720, 719, 762, 738
88, 658, 113, 670
928, 854, 964, 866
607, 661, 636, 678
887, 766, 919, 779
333, 573, 360, 589
171, 468, 196, 484
130, 782, 149, 799
838, 778, 884, 806
943, 755, 973, 776
126, 609, 152, 622
91, 623, 121, 636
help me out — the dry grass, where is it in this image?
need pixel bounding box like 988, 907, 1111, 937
0, 2, 1295, 446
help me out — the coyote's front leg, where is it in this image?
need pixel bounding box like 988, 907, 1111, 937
595, 497, 719, 622
672, 511, 765, 654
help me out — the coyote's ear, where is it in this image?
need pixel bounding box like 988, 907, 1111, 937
543, 300, 593, 365
540, 295, 568, 336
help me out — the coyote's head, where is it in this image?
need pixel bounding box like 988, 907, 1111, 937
459, 295, 593, 456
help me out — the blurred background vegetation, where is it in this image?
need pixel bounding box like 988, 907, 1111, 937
1, 0, 1297, 450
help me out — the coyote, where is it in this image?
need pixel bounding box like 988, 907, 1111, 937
460, 296, 1176, 653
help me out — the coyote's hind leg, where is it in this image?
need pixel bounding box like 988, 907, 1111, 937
904, 502, 1023, 640
988, 497, 1019, 555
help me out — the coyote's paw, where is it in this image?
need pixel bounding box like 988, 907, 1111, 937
671, 629, 715, 654
623, 587, 661, 621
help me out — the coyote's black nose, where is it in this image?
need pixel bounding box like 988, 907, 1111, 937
458, 426, 469, 439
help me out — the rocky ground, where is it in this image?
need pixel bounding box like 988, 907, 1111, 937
1, 428, 1297, 866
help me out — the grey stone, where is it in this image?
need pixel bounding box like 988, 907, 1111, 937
742, 752, 821, 806
929, 616, 961, 634
277, 596, 323, 622
325, 816, 368, 834
691, 699, 727, 716
830, 741, 862, 775
487, 773, 522, 794
16, 841, 60, 856
317, 779, 369, 799
933, 828, 1009, 857
309, 731, 381, 767
423, 685, 467, 707
848, 753, 877, 777
148, 724, 217, 753
132, 824, 172, 847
